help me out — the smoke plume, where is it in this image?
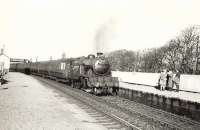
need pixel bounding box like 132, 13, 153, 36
95, 19, 116, 53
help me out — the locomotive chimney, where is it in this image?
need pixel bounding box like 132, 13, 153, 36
97, 52, 103, 57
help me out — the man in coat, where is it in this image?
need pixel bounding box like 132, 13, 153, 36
173, 70, 180, 92
167, 70, 174, 90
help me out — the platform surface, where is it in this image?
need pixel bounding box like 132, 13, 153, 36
0, 72, 108, 130
120, 82, 200, 103
113, 71, 200, 93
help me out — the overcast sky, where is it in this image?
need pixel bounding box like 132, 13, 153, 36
0, 0, 200, 61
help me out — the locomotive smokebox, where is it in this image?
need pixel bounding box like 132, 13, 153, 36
93, 58, 110, 75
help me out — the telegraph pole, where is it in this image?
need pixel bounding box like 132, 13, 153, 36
195, 36, 199, 74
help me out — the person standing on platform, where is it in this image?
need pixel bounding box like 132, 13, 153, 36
173, 70, 180, 92
167, 70, 174, 91
158, 69, 167, 91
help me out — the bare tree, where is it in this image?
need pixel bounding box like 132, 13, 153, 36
164, 38, 183, 71
107, 25, 200, 74
107, 49, 136, 71
178, 26, 200, 73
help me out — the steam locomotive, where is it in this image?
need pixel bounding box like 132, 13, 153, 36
10, 53, 119, 95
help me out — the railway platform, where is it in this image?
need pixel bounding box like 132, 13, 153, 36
0, 72, 108, 130
120, 82, 200, 103
119, 82, 200, 121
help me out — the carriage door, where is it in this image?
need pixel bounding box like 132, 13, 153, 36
60, 62, 66, 70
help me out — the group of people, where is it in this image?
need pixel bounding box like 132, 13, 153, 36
158, 69, 180, 92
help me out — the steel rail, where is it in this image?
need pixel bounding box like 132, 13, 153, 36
37, 76, 141, 130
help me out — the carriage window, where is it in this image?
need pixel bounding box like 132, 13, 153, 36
73, 65, 79, 70
60, 63, 66, 70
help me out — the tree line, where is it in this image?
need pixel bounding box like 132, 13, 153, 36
107, 25, 200, 74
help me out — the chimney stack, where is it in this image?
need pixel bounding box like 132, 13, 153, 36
97, 52, 103, 57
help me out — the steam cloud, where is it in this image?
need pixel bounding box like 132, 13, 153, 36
95, 19, 116, 53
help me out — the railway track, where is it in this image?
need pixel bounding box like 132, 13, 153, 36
35, 76, 200, 130
101, 96, 200, 130
37, 76, 140, 130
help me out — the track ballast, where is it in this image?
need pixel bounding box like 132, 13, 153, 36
35, 75, 200, 130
